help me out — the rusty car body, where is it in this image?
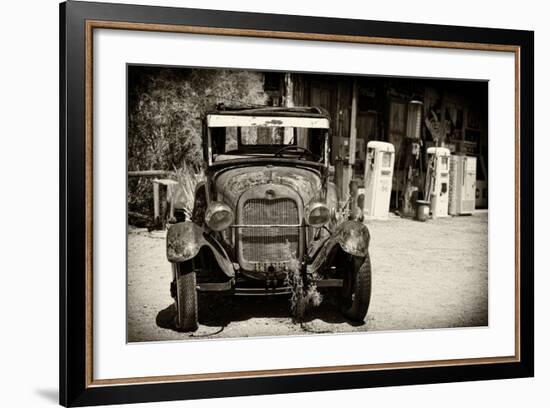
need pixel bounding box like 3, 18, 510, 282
166, 106, 372, 331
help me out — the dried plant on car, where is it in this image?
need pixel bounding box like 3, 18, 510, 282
172, 162, 205, 219
283, 241, 322, 321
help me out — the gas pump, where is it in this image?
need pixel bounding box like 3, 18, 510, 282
425, 147, 450, 218
363, 141, 395, 220
449, 155, 477, 215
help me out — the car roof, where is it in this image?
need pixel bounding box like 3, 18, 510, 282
205, 106, 331, 129
205, 106, 330, 119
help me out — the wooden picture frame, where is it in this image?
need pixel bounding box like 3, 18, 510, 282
60, 1, 534, 406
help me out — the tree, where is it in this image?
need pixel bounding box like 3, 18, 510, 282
127, 66, 269, 216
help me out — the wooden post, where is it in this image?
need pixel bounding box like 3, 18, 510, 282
284, 73, 294, 144
153, 181, 160, 224
349, 179, 358, 220
438, 91, 447, 146
128, 170, 171, 178
430, 91, 447, 216
349, 78, 358, 168
284, 72, 294, 107
335, 158, 344, 207
343, 79, 358, 203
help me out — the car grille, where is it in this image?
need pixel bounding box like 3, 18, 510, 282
240, 198, 300, 263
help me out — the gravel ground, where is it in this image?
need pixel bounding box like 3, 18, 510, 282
127, 211, 488, 342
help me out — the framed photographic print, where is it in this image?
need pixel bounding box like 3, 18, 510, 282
60, 0, 534, 406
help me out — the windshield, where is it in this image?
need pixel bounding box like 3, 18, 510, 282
208, 126, 328, 165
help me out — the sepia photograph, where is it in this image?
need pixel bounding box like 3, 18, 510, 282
56, 2, 534, 405
126, 65, 488, 342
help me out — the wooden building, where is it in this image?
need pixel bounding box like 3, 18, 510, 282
263, 72, 488, 209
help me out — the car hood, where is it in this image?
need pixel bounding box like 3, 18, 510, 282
214, 166, 323, 207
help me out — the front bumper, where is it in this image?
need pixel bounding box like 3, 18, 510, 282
194, 276, 343, 296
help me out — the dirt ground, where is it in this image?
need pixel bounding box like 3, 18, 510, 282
127, 211, 488, 342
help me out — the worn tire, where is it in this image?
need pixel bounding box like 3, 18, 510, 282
340, 254, 372, 322
174, 262, 198, 332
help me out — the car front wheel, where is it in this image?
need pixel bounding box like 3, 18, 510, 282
174, 262, 198, 332
340, 254, 372, 322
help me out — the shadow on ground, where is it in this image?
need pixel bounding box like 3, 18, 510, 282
156, 291, 364, 334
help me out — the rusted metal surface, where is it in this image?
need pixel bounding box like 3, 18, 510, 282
166, 222, 235, 277
214, 166, 322, 207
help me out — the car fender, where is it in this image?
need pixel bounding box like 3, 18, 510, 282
166, 222, 234, 277
333, 220, 370, 256
310, 220, 370, 272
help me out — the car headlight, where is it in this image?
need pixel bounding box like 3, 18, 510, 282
305, 202, 330, 227
205, 201, 234, 231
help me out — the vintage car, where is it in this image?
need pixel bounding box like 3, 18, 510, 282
166, 106, 371, 331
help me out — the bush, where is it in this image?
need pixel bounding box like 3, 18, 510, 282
127, 66, 269, 218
